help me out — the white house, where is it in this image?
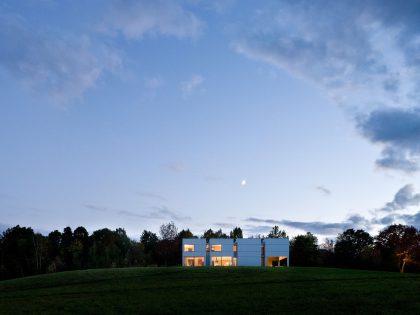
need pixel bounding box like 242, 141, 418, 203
182, 238, 289, 267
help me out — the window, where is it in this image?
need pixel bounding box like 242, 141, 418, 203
184, 257, 195, 267
184, 244, 194, 252
267, 256, 288, 267
211, 256, 232, 266
233, 244, 237, 252
195, 257, 205, 266
184, 256, 204, 267
211, 244, 222, 252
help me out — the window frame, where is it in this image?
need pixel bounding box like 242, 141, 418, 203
184, 244, 195, 252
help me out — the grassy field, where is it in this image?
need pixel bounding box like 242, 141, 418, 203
1, 267, 420, 314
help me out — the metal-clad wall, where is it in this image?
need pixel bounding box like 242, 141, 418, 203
264, 238, 289, 266
209, 238, 233, 263
236, 239, 261, 266
182, 238, 207, 266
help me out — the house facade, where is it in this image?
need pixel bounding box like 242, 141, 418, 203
182, 238, 289, 267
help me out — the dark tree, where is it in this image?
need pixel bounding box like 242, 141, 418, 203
156, 222, 179, 266
335, 229, 373, 268
375, 224, 420, 273
229, 227, 243, 240
89, 228, 121, 268
268, 226, 287, 238
140, 230, 159, 252
140, 230, 158, 265
0, 226, 37, 279
214, 229, 228, 238
73, 226, 89, 269
159, 222, 178, 241
202, 229, 216, 240
60, 227, 73, 270
177, 229, 194, 240
33, 233, 47, 273
318, 238, 335, 267
127, 240, 146, 266
290, 232, 319, 266
46, 230, 62, 272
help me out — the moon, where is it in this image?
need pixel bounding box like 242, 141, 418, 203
241, 179, 247, 186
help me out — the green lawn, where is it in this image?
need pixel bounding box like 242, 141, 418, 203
1, 267, 420, 314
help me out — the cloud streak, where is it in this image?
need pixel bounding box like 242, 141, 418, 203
0, 13, 121, 104
358, 108, 420, 172
106, 0, 204, 39
84, 204, 190, 222
244, 184, 420, 235
233, 0, 420, 172
181, 74, 204, 96
316, 186, 331, 195
245, 217, 353, 235
378, 184, 420, 212
137, 192, 168, 202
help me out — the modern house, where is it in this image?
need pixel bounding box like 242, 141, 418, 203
182, 238, 289, 267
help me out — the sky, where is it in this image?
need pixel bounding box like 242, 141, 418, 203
1, 0, 420, 240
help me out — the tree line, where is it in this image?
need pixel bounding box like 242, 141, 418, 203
1, 222, 419, 280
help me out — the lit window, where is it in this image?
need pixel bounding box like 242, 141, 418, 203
184, 257, 195, 267
195, 257, 204, 266
211, 244, 222, 252
184, 244, 194, 252
211, 256, 232, 266
233, 244, 237, 252
184, 256, 204, 267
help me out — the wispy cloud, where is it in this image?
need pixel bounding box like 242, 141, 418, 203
105, 0, 204, 39
144, 76, 164, 90
162, 161, 186, 173
244, 185, 420, 235
85, 203, 190, 222
316, 186, 331, 196
373, 211, 420, 228
245, 217, 344, 235
84, 204, 109, 212
358, 109, 420, 172
213, 222, 234, 229
137, 191, 168, 202
0, 13, 121, 104
181, 74, 204, 96
150, 205, 191, 221
378, 184, 420, 212
233, 0, 420, 172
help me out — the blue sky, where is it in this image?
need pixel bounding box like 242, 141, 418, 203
1, 0, 420, 239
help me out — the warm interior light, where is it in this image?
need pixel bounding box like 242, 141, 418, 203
211, 244, 222, 252
211, 256, 232, 266
267, 256, 288, 267
184, 244, 195, 252
184, 256, 204, 267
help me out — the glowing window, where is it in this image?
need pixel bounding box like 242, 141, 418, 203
195, 257, 205, 266
211, 256, 232, 266
184, 244, 194, 252
267, 256, 288, 267
233, 244, 237, 252
211, 244, 222, 252
233, 257, 237, 266
184, 256, 204, 267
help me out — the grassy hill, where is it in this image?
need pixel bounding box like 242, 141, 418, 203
1, 267, 420, 314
